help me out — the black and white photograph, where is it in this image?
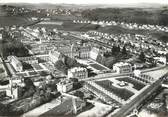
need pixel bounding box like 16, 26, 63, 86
0, 0, 168, 117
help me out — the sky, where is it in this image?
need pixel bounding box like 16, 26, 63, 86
0, 0, 168, 5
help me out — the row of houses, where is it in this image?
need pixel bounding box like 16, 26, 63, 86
84, 31, 168, 59
73, 20, 168, 33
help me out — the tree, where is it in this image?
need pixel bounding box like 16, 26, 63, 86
166, 53, 168, 62
111, 45, 118, 55
55, 56, 82, 74
22, 78, 36, 98
74, 91, 84, 99
117, 45, 120, 53
55, 60, 68, 74
139, 51, 146, 63
64, 56, 78, 68
121, 45, 127, 55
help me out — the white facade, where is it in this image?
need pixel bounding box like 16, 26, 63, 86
133, 70, 141, 77
113, 62, 132, 74
10, 56, 23, 72
57, 80, 73, 93
154, 56, 167, 65
49, 50, 62, 63
19, 56, 38, 64
6, 87, 20, 99
90, 47, 100, 60
0, 34, 2, 40
68, 67, 88, 79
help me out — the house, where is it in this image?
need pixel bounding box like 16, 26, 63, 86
68, 67, 88, 79
49, 50, 64, 63
57, 80, 73, 93
113, 62, 132, 74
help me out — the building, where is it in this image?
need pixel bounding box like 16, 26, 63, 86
133, 70, 141, 77
79, 46, 91, 59
68, 67, 88, 79
6, 87, 20, 99
49, 50, 64, 63
19, 56, 38, 64
31, 17, 38, 21
154, 56, 167, 65
58, 45, 91, 59
58, 45, 79, 59
0, 33, 2, 40
113, 62, 132, 74
90, 47, 100, 60
6, 79, 22, 99
0, 57, 7, 78
36, 54, 50, 62
10, 56, 23, 72
57, 80, 73, 92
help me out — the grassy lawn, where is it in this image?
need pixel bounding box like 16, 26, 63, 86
96, 80, 134, 101
22, 62, 33, 70
0, 68, 4, 73
117, 77, 145, 90
32, 64, 43, 70
85, 82, 121, 105
90, 63, 107, 71
0, 16, 32, 27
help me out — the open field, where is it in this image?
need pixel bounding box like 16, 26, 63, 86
0, 16, 32, 27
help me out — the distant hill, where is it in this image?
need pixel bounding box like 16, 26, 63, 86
0, 3, 168, 10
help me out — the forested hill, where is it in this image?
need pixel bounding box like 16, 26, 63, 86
81, 7, 168, 26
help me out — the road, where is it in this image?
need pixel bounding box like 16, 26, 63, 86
79, 66, 168, 82
108, 78, 164, 117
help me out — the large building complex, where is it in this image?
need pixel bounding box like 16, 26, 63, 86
9, 56, 23, 72
58, 45, 91, 59
19, 56, 38, 64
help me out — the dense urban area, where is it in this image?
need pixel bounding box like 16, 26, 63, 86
0, 3, 168, 117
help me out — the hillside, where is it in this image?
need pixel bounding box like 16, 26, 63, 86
81, 7, 168, 26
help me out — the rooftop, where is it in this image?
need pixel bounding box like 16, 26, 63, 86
114, 62, 131, 67
143, 66, 168, 80
69, 67, 87, 72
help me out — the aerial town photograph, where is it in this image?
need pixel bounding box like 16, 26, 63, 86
0, 0, 168, 117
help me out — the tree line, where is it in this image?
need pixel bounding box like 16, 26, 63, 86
0, 31, 30, 58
